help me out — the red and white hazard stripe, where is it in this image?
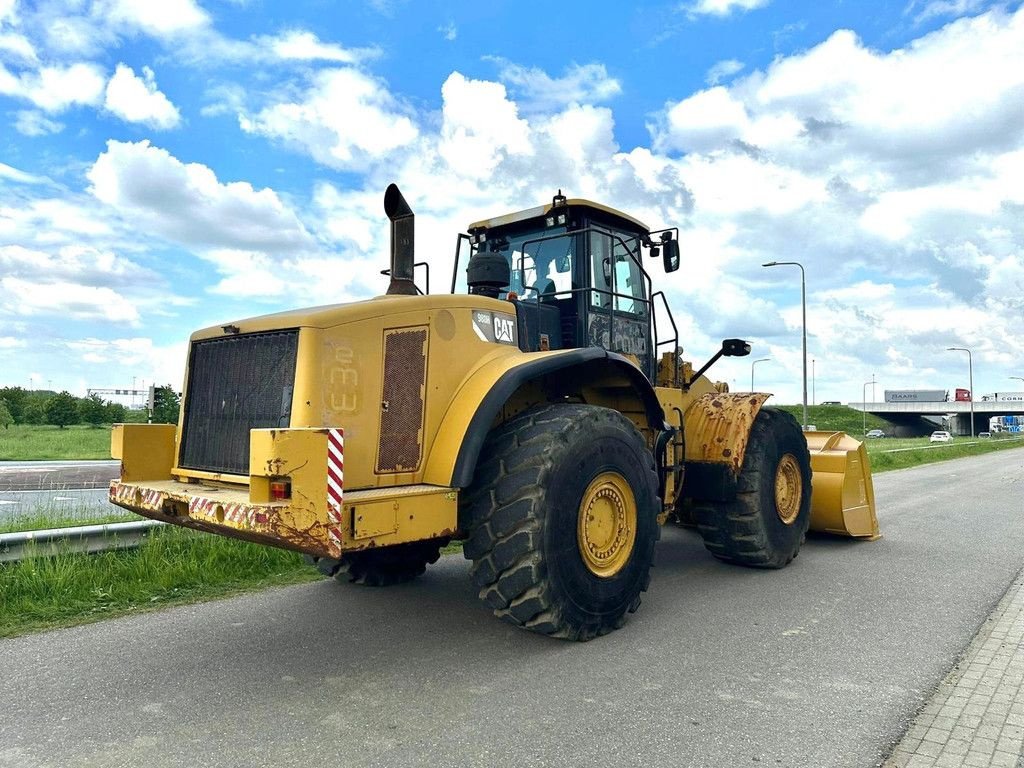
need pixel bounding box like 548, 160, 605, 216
326, 428, 345, 552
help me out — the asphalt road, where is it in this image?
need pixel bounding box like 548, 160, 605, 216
3, 449, 1023, 768
0, 460, 119, 491
0, 461, 119, 522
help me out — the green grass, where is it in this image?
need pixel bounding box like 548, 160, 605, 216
864, 433, 1024, 472
0, 526, 320, 638
0, 424, 114, 460
773, 403, 895, 434
0, 508, 136, 534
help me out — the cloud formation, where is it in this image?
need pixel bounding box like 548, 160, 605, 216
104, 64, 181, 128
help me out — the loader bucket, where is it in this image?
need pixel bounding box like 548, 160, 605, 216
804, 431, 881, 540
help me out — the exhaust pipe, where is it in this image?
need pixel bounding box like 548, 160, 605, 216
383, 183, 417, 296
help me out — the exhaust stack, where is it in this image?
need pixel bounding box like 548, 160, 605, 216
383, 183, 417, 296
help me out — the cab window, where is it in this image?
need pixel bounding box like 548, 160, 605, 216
589, 226, 646, 314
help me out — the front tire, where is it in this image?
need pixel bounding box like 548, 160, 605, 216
461, 404, 660, 641
695, 407, 811, 568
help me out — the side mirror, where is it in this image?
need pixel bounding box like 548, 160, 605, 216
721, 338, 751, 357
662, 238, 680, 273
602, 256, 612, 283
556, 253, 571, 273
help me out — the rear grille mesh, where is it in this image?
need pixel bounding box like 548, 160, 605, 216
376, 327, 428, 473
179, 330, 299, 475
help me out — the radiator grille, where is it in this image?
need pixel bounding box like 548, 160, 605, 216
179, 330, 299, 475
376, 327, 428, 473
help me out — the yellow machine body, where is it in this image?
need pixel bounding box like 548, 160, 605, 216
109, 293, 665, 558
109, 194, 879, 561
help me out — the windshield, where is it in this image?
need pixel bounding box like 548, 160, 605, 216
494, 226, 574, 300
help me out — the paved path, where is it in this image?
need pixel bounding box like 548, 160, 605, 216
2, 448, 1023, 767
885, 571, 1024, 768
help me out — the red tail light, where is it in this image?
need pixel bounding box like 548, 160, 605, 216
270, 479, 291, 501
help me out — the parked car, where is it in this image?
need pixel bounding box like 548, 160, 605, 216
866, 429, 885, 438
929, 431, 953, 443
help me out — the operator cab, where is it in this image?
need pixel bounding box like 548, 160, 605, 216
454, 192, 680, 382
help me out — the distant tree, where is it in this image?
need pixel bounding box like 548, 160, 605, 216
0, 399, 12, 429
0, 386, 28, 423
152, 385, 181, 424
104, 401, 128, 423
79, 393, 107, 427
44, 391, 79, 429
22, 401, 45, 425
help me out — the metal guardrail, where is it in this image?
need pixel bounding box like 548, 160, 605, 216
0, 520, 166, 563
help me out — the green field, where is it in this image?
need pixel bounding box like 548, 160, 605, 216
0, 424, 114, 460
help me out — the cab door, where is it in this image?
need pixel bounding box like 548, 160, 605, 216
584, 224, 653, 378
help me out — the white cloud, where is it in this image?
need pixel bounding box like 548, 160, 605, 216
494, 61, 622, 112
1, 277, 140, 323
0, 0, 17, 25
911, 0, 987, 23
0, 32, 37, 63
0, 61, 106, 112
687, 0, 771, 17
100, 0, 210, 37
439, 22, 457, 41
263, 30, 371, 63
438, 72, 532, 178
87, 139, 314, 252
104, 64, 181, 129
13, 110, 64, 135
706, 58, 744, 85
0, 162, 46, 184
239, 67, 418, 170
63, 337, 188, 390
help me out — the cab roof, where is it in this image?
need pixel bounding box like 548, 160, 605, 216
467, 198, 649, 234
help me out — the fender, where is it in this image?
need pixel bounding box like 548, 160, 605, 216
422, 347, 666, 489
681, 392, 771, 502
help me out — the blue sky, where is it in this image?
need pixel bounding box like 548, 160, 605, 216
1, 0, 1022, 404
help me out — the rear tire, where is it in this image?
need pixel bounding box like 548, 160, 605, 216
461, 404, 660, 641
313, 537, 449, 586
695, 407, 811, 568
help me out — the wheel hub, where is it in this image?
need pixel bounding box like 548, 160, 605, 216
774, 453, 803, 525
577, 471, 638, 578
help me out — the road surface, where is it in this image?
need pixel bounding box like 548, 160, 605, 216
0, 461, 118, 523
2, 448, 1023, 767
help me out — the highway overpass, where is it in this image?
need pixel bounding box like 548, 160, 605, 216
847, 400, 1024, 436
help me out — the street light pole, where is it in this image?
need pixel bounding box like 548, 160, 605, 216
812, 358, 816, 406
1011, 376, 1024, 386
862, 379, 874, 436
763, 260, 807, 429
947, 347, 974, 437
751, 358, 770, 392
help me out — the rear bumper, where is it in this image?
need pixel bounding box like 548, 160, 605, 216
109, 423, 458, 558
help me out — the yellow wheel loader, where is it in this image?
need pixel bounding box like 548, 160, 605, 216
110, 184, 879, 641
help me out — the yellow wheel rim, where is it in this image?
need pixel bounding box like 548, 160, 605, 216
577, 471, 638, 578
774, 453, 803, 525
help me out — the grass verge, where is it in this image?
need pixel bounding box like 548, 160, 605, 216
1, 526, 320, 638
864, 434, 1024, 472
0, 424, 113, 460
